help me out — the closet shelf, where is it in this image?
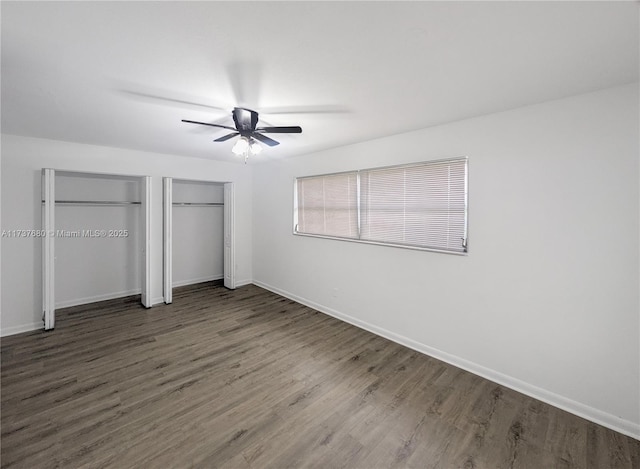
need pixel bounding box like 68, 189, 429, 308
42, 200, 141, 206
172, 202, 223, 207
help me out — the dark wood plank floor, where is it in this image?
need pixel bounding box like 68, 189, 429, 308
2, 283, 638, 468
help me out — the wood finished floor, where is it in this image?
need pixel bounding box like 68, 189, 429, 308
1, 283, 638, 469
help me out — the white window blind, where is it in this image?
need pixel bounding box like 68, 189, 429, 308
296, 172, 358, 239
360, 159, 467, 252
294, 157, 468, 254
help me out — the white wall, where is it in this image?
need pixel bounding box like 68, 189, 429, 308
1, 135, 253, 335
251, 84, 640, 438
172, 180, 224, 286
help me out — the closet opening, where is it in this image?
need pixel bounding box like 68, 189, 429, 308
163, 178, 235, 304
41, 169, 152, 330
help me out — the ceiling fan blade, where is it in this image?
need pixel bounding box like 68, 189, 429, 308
252, 132, 280, 147
214, 132, 239, 142
260, 105, 350, 115
181, 119, 236, 131
122, 90, 228, 112
255, 126, 302, 134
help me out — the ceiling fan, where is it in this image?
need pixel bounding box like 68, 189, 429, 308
182, 107, 302, 161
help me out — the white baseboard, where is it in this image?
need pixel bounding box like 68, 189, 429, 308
252, 280, 640, 441
1, 321, 43, 337
152, 296, 165, 306
172, 275, 223, 288
55, 289, 141, 309
235, 278, 253, 287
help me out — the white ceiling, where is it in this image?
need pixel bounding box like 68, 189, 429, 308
2, 1, 638, 163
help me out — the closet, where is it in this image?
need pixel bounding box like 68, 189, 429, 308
163, 178, 235, 304
41, 169, 151, 330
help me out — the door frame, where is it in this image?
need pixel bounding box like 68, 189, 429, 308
42, 169, 56, 330
162, 178, 235, 304
163, 177, 173, 304
41, 169, 152, 331
140, 176, 152, 308
223, 182, 236, 290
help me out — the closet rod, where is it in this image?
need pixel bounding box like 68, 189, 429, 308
172, 202, 224, 207
41, 200, 141, 206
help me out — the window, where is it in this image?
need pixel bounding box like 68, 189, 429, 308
294, 158, 468, 254
295, 171, 358, 239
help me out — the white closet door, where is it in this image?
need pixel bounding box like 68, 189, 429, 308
42, 169, 56, 330
163, 178, 173, 304
223, 182, 236, 289
141, 176, 152, 308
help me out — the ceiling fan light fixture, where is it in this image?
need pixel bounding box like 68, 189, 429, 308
249, 140, 262, 155
232, 137, 249, 155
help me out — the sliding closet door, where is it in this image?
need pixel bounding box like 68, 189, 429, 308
140, 176, 152, 308
163, 178, 172, 304
42, 168, 56, 330
223, 182, 235, 290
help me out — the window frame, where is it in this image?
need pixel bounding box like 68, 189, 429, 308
293, 157, 469, 255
